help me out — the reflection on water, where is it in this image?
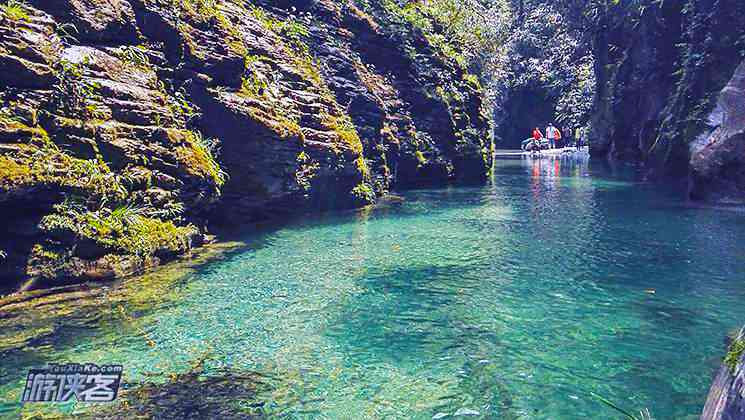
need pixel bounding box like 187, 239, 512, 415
1, 156, 745, 419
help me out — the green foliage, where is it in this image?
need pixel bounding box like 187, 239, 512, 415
282, 20, 310, 43
491, 1, 596, 142
414, 150, 428, 166
170, 0, 219, 22
556, 57, 596, 128
355, 156, 370, 179
113, 45, 151, 69
464, 73, 482, 90
725, 333, 745, 373
295, 151, 319, 192
53, 58, 104, 119
0, 155, 32, 185
321, 112, 363, 154
248, 7, 317, 84
41, 200, 198, 259
246, 4, 365, 158
377, 0, 510, 69
0, 136, 127, 199
1, 0, 30, 22
165, 85, 201, 125
647, 0, 745, 160
57, 22, 79, 45
174, 130, 227, 188
240, 70, 269, 99
249, 4, 312, 60
351, 183, 375, 203
249, 6, 287, 34
238, 56, 304, 140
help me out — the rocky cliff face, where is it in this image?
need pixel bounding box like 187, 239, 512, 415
689, 61, 745, 204
0, 0, 492, 291
701, 328, 745, 420
589, 0, 745, 182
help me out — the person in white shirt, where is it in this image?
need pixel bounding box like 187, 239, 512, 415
545, 124, 556, 149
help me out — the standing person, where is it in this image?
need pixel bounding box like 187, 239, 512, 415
545, 123, 555, 149
554, 126, 562, 149
563, 126, 573, 148
574, 127, 582, 150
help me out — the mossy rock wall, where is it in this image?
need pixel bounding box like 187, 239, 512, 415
589, 0, 745, 178
0, 0, 492, 290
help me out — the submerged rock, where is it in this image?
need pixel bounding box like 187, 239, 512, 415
453, 407, 480, 416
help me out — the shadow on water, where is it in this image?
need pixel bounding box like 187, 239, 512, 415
325, 262, 493, 362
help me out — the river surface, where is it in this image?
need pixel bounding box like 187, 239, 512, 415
2, 155, 745, 419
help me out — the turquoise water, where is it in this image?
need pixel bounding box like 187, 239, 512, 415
2, 155, 745, 419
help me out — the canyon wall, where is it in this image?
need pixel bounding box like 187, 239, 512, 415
689, 61, 745, 204
589, 0, 745, 185
0, 0, 492, 291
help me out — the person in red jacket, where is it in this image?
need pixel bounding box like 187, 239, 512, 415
529, 127, 543, 151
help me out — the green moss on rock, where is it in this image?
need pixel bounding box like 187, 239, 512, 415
725, 333, 745, 373
169, 129, 227, 188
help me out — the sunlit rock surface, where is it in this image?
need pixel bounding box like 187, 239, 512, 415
0, 0, 492, 290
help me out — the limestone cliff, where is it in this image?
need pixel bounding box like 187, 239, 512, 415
689, 61, 745, 204
588, 0, 745, 182
0, 0, 492, 291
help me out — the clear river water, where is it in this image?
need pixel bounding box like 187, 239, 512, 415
1, 155, 745, 419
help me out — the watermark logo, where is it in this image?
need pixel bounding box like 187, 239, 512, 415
21, 363, 123, 403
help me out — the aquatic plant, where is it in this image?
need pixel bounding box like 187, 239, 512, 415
86, 350, 268, 419
592, 392, 654, 420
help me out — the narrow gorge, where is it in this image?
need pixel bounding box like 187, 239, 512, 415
1, 0, 745, 419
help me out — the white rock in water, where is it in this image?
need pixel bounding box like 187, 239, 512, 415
432, 413, 450, 419
453, 407, 480, 416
